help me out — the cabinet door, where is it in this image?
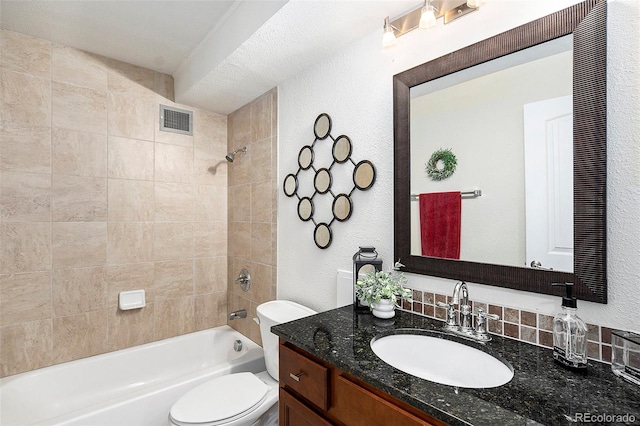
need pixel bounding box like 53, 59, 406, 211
280, 388, 333, 426
331, 374, 439, 426
280, 343, 329, 410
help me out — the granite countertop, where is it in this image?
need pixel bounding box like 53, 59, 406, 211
271, 306, 640, 426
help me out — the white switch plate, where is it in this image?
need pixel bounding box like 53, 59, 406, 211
119, 290, 146, 310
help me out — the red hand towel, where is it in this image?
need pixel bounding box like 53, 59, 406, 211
419, 192, 461, 259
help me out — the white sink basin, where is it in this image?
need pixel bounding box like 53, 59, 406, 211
370, 332, 514, 388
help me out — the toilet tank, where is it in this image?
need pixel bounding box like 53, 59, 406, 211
256, 300, 316, 380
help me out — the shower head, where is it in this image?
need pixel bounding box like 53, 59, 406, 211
225, 146, 247, 162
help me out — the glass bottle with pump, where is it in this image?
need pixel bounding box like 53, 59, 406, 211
552, 282, 587, 370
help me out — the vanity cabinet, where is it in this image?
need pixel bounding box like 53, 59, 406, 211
279, 340, 447, 426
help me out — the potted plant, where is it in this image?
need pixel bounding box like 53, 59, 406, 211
355, 261, 412, 318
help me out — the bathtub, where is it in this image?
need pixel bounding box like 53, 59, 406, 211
0, 326, 266, 426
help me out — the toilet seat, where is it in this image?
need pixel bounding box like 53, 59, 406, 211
170, 372, 269, 426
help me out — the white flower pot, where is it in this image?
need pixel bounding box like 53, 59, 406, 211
371, 299, 395, 319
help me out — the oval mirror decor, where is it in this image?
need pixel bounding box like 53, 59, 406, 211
283, 113, 377, 248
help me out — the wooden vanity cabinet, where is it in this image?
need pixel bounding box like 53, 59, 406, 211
279, 340, 447, 426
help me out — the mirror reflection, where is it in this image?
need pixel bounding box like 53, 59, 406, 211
314, 113, 331, 139
298, 197, 313, 221
333, 194, 352, 221
410, 36, 573, 272
283, 174, 297, 197
333, 136, 352, 163
299, 146, 313, 169
353, 160, 376, 190
314, 168, 332, 193
314, 224, 332, 249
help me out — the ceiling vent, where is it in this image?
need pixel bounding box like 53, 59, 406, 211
160, 105, 193, 135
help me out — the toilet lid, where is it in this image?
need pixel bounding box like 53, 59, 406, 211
170, 372, 269, 424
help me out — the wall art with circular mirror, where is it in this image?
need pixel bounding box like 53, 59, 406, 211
283, 113, 376, 249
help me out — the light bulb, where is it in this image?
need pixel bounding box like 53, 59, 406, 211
419, 5, 437, 29
382, 17, 397, 47
467, 0, 484, 8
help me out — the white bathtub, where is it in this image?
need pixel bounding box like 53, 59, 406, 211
0, 326, 266, 426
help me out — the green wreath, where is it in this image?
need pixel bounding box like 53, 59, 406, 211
426, 148, 457, 181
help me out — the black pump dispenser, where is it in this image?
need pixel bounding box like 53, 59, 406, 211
553, 282, 577, 309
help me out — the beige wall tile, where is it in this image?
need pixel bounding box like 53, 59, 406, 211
229, 184, 250, 223
52, 175, 107, 222
229, 222, 250, 260
250, 181, 272, 223
0, 123, 51, 174
52, 128, 107, 177
193, 222, 226, 258
154, 182, 193, 221
194, 257, 227, 294
250, 91, 272, 143
154, 73, 174, 101
0, 30, 51, 78
107, 93, 155, 141
227, 293, 256, 343
194, 108, 227, 142
107, 136, 154, 180
228, 147, 251, 186
0, 70, 51, 126
107, 179, 154, 221
195, 292, 226, 331
155, 143, 193, 183
0, 272, 51, 326
52, 81, 107, 134
154, 222, 193, 261
107, 222, 154, 265
52, 310, 108, 363
0, 171, 51, 222
0, 223, 51, 273
194, 185, 226, 222
108, 303, 155, 351
107, 263, 155, 307
245, 262, 274, 305
155, 296, 195, 340
251, 223, 272, 264
229, 104, 250, 149
106, 59, 155, 96
51, 44, 108, 91
52, 222, 107, 269
154, 260, 193, 300
52, 267, 107, 317
250, 139, 272, 183
0, 320, 53, 377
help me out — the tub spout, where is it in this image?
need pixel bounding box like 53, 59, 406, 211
229, 309, 247, 320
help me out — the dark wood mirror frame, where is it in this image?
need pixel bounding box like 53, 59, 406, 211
393, 0, 607, 303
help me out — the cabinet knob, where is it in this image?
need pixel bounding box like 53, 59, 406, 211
289, 371, 305, 382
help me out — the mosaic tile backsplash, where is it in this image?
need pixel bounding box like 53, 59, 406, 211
400, 288, 614, 364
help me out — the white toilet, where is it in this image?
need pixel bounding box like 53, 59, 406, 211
169, 300, 316, 426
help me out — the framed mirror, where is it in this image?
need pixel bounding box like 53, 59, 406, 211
393, 0, 607, 302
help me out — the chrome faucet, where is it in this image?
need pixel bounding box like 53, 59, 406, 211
229, 309, 247, 320
437, 281, 500, 342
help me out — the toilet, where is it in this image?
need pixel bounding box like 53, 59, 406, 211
169, 300, 316, 426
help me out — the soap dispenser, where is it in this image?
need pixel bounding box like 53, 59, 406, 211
552, 282, 587, 370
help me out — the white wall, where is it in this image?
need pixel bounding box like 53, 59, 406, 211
277, 0, 640, 332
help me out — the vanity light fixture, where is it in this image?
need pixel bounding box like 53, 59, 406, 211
382, 16, 397, 47
383, 0, 484, 48
419, 1, 437, 29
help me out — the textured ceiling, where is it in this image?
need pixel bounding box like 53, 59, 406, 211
1, 0, 420, 113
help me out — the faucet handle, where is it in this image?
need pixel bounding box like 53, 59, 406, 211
436, 301, 458, 328
475, 308, 499, 341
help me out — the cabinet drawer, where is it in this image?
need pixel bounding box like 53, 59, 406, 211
279, 388, 333, 426
332, 374, 436, 426
279, 344, 329, 410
